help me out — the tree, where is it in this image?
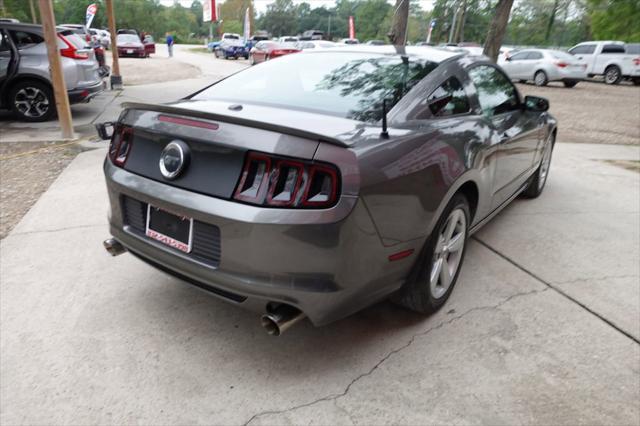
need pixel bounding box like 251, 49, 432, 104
388, 0, 409, 45
483, 0, 513, 62
587, 0, 640, 41
259, 0, 297, 36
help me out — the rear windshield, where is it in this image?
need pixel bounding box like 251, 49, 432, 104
549, 50, 575, 61
224, 35, 240, 40
59, 30, 89, 49
193, 52, 437, 122
117, 34, 140, 43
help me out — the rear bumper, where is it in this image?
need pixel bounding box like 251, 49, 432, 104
67, 80, 105, 104
104, 159, 413, 326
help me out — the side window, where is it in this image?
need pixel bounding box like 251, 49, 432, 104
10, 31, 44, 49
0, 31, 10, 53
509, 51, 529, 61
528, 51, 543, 60
468, 65, 520, 117
602, 44, 625, 54
569, 44, 595, 55
427, 77, 470, 117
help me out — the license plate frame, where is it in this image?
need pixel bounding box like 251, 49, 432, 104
145, 204, 194, 253
126, 49, 133, 54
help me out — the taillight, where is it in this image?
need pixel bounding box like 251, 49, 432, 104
233, 151, 340, 209
633, 57, 640, 66
555, 61, 568, 68
108, 126, 133, 167
271, 49, 285, 56
58, 34, 89, 59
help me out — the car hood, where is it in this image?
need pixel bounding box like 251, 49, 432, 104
122, 99, 383, 147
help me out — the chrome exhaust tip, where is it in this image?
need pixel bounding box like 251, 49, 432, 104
261, 305, 306, 336
103, 238, 126, 256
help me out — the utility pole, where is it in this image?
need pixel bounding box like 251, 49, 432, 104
38, 0, 74, 139
105, 0, 122, 89
483, 0, 514, 62
388, 0, 409, 46
29, 0, 37, 23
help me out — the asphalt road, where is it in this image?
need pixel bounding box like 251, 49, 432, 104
1, 45, 639, 425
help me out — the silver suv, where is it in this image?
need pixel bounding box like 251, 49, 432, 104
0, 22, 105, 122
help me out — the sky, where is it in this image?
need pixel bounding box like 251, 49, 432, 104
160, 0, 436, 15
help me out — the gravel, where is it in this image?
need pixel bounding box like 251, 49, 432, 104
0, 142, 88, 239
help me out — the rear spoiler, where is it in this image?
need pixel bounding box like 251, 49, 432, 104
120, 102, 350, 148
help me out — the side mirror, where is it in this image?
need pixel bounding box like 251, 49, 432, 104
95, 121, 115, 140
524, 95, 549, 112
505, 56, 512, 61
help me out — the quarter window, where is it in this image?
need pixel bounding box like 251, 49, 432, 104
427, 77, 470, 117
0, 31, 10, 52
468, 65, 519, 117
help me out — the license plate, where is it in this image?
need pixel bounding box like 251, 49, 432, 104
127, 49, 133, 54
145, 205, 193, 253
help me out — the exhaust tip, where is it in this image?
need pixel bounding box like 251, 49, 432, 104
103, 238, 126, 256
261, 314, 282, 336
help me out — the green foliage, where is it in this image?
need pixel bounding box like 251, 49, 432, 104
587, 0, 640, 42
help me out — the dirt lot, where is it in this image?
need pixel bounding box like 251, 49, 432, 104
0, 142, 88, 238
516, 81, 640, 145
105, 52, 201, 85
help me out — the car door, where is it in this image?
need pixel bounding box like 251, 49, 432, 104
0, 30, 11, 85
468, 64, 541, 209
253, 42, 265, 62
501, 50, 530, 79
569, 43, 597, 74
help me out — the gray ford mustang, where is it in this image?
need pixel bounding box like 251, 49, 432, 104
100, 46, 556, 335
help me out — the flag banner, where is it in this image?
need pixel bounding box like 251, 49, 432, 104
348, 16, 355, 39
243, 8, 251, 42
85, 3, 98, 28
203, 0, 217, 22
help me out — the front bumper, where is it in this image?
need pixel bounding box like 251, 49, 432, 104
104, 159, 414, 326
67, 80, 106, 104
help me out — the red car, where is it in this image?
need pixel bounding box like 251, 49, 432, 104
249, 41, 300, 65
116, 33, 147, 58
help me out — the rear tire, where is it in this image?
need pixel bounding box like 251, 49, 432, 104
604, 65, 622, 85
393, 194, 470, 314
9, 79, 55, 122
632, 78, 640, 86
523, 134, 555, 198
534, 70, 548, 86
519, 79, 527, 84
563, 80, 578, 88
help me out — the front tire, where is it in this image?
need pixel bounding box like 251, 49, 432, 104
249, 54, 255, 65
523, 134, 555, 198
604, 65, 622, 85
9, 80, 55, 122
534, 70, 548, 86
393, 194, 470, 314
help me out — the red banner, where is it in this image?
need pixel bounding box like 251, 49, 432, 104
348, 16, 355, 39
203, 0, 217, 22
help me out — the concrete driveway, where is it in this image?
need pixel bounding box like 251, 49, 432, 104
1, 138, 638, 424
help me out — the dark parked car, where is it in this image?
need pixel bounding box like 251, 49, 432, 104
99, 46, 556, 336
249, 41, 299, 65
116, 33, 147, 58
214, 39, 248, 60
1, 22, 104, 121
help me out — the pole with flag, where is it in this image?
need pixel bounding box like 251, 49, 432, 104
85, 3, 97, 28
426, 19, 436, 43
348, 16, 355, 39
242, 7, 250, 42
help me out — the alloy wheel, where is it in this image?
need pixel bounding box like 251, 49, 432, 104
534, 71, 546, 86
605, 68, 619, 84
538, 141, 553, 191
430, 208, 467, 299
14, 87, 50, 118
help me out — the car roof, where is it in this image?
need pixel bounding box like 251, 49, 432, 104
312, 45, 462, 63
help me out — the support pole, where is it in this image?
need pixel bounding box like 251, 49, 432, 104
105, 0, 122, 89
38, 0, 74, 139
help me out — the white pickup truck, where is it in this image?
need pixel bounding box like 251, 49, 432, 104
568, 41, 640, 85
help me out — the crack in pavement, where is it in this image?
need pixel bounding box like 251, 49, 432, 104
473, 236, 640, 345
242, 287, 549, 426
4, 223, 105, 239
551, 274, 639, 285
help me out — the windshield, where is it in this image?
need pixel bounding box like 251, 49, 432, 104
117, 34, 140, 43
193, 52, 437, 122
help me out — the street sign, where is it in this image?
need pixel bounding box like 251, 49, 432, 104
203, 0, 217, 23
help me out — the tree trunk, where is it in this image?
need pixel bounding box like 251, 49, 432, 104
482, 0, 514, 62
545, 0, 559, 43
388, 0, 409, 46
29, 0, 37, 23
0, 0, 5, 17
456, 0, 467, 43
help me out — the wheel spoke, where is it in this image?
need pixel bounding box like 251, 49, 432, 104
440, 257, 452, 288
446, 232, 464, 253
444, 210, 459, 240
430, 257, 443, 288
